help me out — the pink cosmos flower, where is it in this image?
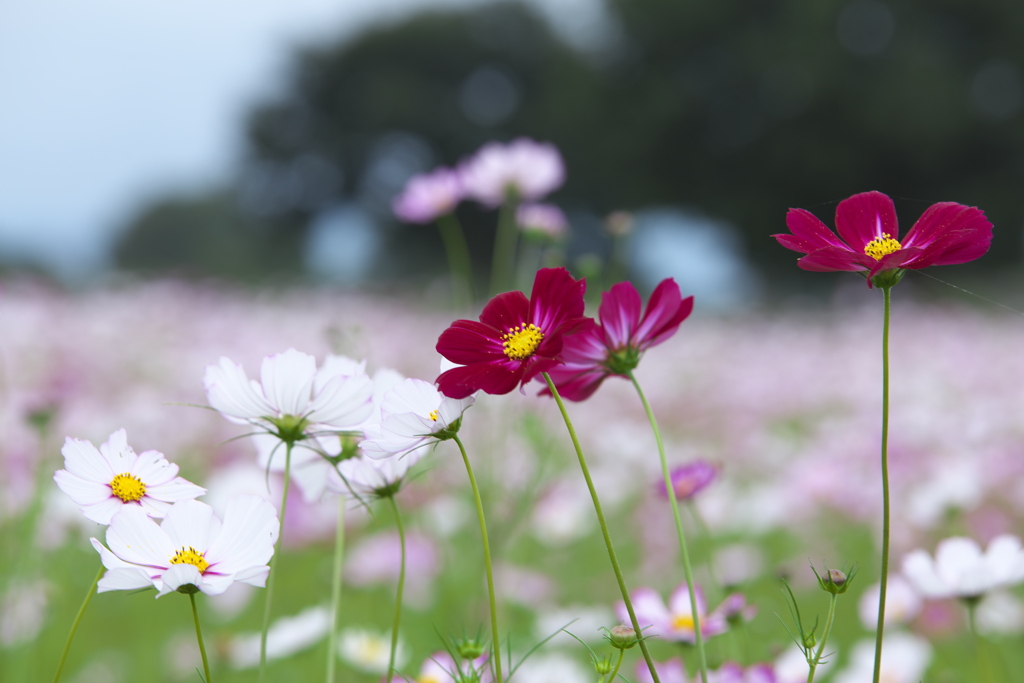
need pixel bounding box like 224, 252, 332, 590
707, 663, 777, 683
543, 278, 694, 401
459, 137, 565, 207
516, 202, 569, 241
773, 191, 992, 287
635, 657, 688, 683
656, 460, 718, 501
392, 167, 464, 224
616, 583, 734, 644
435, 267, 587, 399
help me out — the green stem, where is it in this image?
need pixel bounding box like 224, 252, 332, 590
542, 373, 661, 683
385, 495, 406, 683
260, 440, 294, 682
437, 212, 474, 308
52, 564, 104, 683
452, 434, 503, 683
629, 371, 708, 683
807, 593, 838, 683
489, 197, 519, 295
871, 286, 892, 683
326, 496, 346, 683
190, 592, 213, 683
607, 648, 626, 683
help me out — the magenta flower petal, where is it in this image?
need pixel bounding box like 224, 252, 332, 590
902, 202, 993, 267
543, 278, 693, 401
435, 267, 587, 399
834, 191, 899, 251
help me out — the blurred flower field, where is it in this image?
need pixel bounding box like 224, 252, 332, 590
3, 274, 1024, 682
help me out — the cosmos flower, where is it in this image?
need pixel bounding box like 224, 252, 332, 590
901, 534, 1024, 599
436, 267, 588, 399
707, 663, 777, 683
225, 605, 331, 668
204, 348, 374, 443
773, 191, 992, 287
327, 452, 419, 500
90, 495, 279, 597
543, 278, 693, 401
392, 166, 464, 224
634, 657, 688, 683
360, 378, 474, 459
832, 633, 932, 683
516, 203, 569, 241
54, 428, 205, 525
417, 651, 493, 683
459, 137, 565, 207
616, 583, 733, 644
337, 628, 406, 674
656, 460, 718, 501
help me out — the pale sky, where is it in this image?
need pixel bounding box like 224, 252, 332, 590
0, 0, 609, 279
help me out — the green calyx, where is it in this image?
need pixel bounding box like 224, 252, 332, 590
433, 416, 463, 441
269, 413, 310, 444
604, 347, 642, 376
868, 268, 905, 289
813, 563, 858, 596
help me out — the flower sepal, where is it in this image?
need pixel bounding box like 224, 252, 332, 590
868, 268, 906, 290
604, 346, 642, 376
269, 414, 311, 444
433, 416, 464, 442
812, 563, 858, 596
176, 583, 201, 596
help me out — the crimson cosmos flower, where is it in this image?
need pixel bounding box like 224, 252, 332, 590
435, 267, 587, 399
543, 278, 694, 401
773, 191, 993, 287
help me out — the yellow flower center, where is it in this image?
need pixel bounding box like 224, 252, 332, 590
671, 613, 695, 631
170, 546, 209, 574
501, 323, 545, 361
428, 409, 439, 422
419, 676, 443, 683
110, 473, 147, 502
864, 233, 902, 260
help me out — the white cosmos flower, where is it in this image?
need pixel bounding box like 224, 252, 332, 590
360, 378, 474, 459
90, 495, 279, 598
338, 627, 406, 674
203, 348, 373, 440
832, 632, 932, 683
54, 429, 205, 525
901, 534, 1024, 599
327, 452, 419, 499
226, 604, 331, 668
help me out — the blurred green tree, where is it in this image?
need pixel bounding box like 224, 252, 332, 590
114, 0, 1024, 289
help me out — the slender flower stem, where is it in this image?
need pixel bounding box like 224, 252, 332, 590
542, 373, 662, 683
325, 496, 346, 683
607, 648, 626, 683
452, 434, 503, 683
628, 371, 709, 683
437, 212, 474, 308
806, 593, 838, 683
190, 592, 214, 683
489, 197, 519, 295
385, 494, 407, 683
52, 564, 104, 683
871, 285, 893, 683
260, 440, 294, 682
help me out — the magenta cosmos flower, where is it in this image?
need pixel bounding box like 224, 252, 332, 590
773, 191, 993, 287
543, 278, 693, 401
435, 267, 587, 399
459, 137, 565, 207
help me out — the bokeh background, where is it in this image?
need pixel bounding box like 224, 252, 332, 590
4, 0, 1023, 301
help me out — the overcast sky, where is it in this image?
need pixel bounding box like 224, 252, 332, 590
0, 0, 609, 279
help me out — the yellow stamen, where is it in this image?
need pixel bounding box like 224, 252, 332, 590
864, 233, 902, 260
110, 473, 147, 502
170, 546, 209, 573
501, 323, 544, 361
671, 613, 695, 631
428, 409, 439, 422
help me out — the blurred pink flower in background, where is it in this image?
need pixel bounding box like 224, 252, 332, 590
391, 166, 464, 224
634, 657, 687, 683
657, 459, 718, 501
516, 202, 569, 240
616, 583, 733, 643
459, 137, 565, 206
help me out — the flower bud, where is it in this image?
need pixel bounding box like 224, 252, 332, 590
456, 637, 486, 661
594, 655, 613, 675
813, 563, 857, 595
607, 624, 638, 650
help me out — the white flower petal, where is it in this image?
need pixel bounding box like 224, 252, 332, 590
160, 500, 220, 552
261, 348, 316, 417
99, 429, 135, 473
106, 506, 176, 567
60, 437, 114, 483
204, 357, 274, 423
158, 563, 204, 597
54, 470, 112, 507
130, 449, 179, 486
205, 495, 279, 575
